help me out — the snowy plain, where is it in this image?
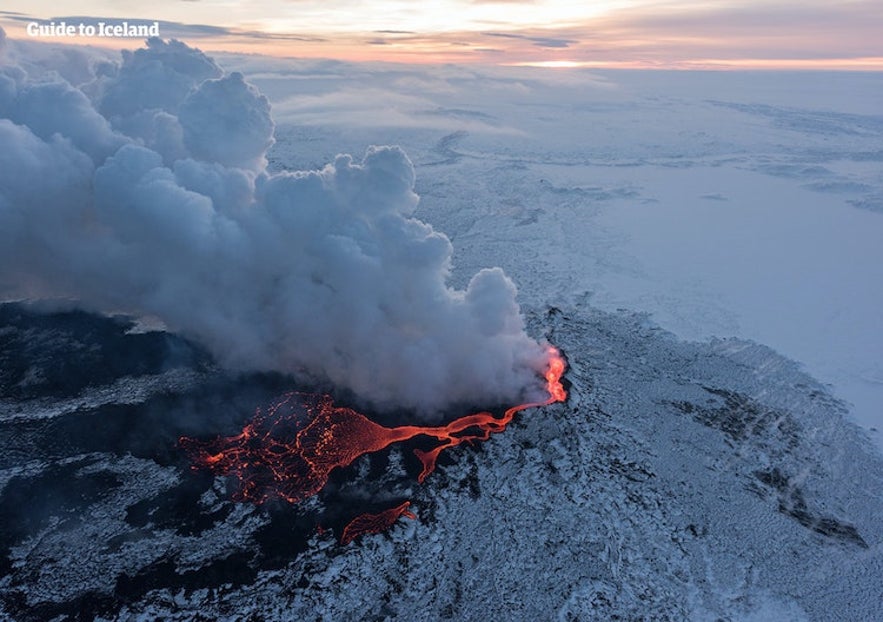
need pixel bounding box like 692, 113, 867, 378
2, 39, 883, 621
219, 58, 883, 447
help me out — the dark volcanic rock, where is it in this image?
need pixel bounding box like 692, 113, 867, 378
0, 303, 211, 400
1, 302, 881, 621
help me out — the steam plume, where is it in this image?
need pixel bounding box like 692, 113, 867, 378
0, 33, 547, 416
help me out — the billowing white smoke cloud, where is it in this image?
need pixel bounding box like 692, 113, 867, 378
0, 33, 548, 416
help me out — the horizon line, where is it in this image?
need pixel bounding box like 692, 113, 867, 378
2, 26, 883, 72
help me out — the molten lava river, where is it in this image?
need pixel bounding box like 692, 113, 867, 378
180, 347, 566, 544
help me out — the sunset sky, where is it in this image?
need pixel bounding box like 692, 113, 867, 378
2, 0, 882, 68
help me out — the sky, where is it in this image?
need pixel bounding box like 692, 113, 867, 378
1, 0, 882, 69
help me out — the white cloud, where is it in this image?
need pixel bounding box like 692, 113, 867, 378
0, 34, 548, 416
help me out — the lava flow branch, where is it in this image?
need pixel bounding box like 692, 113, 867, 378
180, 346, 566, 540
339, 501, 417, 546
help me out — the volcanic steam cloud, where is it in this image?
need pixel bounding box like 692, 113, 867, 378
0, 32, 551, 416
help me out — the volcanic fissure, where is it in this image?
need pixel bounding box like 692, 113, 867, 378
180, 346, 567, 544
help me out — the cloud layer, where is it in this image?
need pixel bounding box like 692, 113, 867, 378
0, 33, 548, 416
3, 1, 881, 67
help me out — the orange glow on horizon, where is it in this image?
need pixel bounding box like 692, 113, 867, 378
506, 57, 883, 71
2, 18, 882, 71
681, 57, 883, 71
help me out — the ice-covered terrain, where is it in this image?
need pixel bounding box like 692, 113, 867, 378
2, 52, 882, 620
1, 301, 881, 620
222, 60, 883, 445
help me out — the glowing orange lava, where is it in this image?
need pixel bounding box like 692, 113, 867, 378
180, 346, 566, 540
340, 501, 417, 545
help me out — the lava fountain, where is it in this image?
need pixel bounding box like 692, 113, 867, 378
180, 346, 566, 541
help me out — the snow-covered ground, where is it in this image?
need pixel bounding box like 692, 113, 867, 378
4, 300, 880, 621
3, 52, 883, 621
222, 59, 883, 447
